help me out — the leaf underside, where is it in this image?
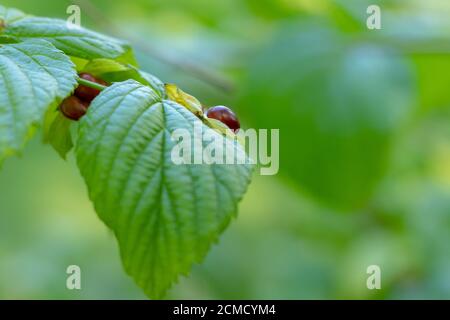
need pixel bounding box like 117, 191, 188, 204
0, 39, 77, 164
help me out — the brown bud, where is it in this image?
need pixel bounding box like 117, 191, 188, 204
60, 95, 89, 121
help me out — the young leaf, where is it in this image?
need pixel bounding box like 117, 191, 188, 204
81, 58, 165, 97
76, 80, 253, 298
165, 83, 203, 117
43, 111, 74, 159
0, 39, 77, 164
3, 16, 135, 63
82, 58, 130, 75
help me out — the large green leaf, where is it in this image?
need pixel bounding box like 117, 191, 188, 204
0, 39, 77, 164
3, 15, 135, 63
239, 26, 415, 211
76, 80, 253, 298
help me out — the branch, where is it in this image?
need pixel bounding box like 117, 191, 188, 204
71, 0, 234, 93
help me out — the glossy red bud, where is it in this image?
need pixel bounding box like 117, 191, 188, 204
206, 105, 240, 133
74, 73, 107, 102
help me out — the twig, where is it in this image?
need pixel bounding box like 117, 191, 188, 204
71, 0, 234, 93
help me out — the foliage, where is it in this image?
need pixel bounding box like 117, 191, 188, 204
0, 5, 252, 299
239, 24, 415, 210
0, 0, 449, 300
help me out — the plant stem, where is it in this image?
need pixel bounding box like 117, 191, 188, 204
77, 77, 107, 91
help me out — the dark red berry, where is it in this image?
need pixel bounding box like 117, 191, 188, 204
60, 95, 89, 121
74, 73, 107, 102
206, 106, 240, 133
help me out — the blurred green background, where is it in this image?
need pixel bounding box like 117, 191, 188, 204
0, 0, 449, 299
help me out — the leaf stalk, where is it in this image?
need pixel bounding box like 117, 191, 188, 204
77, 77, 107, 91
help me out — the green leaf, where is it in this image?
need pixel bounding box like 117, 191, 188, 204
4, 16, 135, 63
82, 58, 130, 75
239, 26, 415, 211
43, 110, 74, 159
82, 59, 165, 97
0, 5, 26, 25
76, 80, 253, 298
138, 70, 166, 98
0, 39, 77, 164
